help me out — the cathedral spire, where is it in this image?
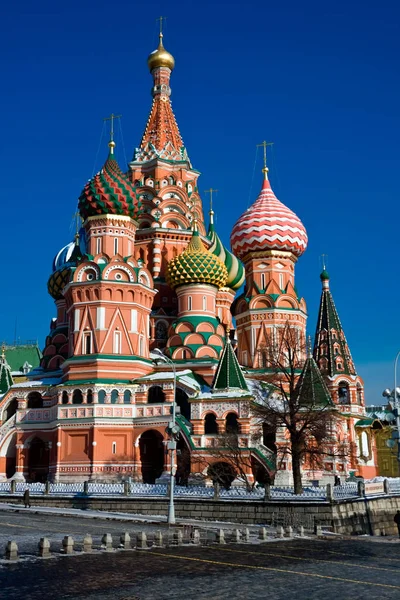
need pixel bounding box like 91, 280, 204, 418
0, 346, 13, 394
212, 328, 249, 392
133, 30, 188, 164
313, 269, 357, 377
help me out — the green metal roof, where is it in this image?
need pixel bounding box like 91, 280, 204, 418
212, 338, 248, 392
0, 354, 13, 394
295, 354, 333, 408
4, 344, 42, 374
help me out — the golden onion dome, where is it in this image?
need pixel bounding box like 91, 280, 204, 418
147, 33, 175, 72
166, 228, 228, 290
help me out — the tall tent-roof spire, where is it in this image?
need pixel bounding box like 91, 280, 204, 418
132, 28, 188, 164
212, 330, 249, 392
0, 346, 13, 394
313, 269, 357, 377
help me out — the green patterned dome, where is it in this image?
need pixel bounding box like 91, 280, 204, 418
166, 229, 228, 289
48, 266, 73, 300
78, 143, 140, 221
207, 212, 245, 291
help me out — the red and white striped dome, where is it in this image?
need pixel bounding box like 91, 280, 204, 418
230, 175, 308, 260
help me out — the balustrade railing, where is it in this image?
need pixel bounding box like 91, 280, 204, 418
0, 478, 398, 500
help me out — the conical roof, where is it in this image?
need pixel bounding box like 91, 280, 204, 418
231, 173, 308, 260
208, 213, 245, 291
79, 144, 140, 221
166, 228, 228, 289
295, 349, 333, 408
212, 335, 248, 392
313, 271, 356, 376
0, 347, 13, 394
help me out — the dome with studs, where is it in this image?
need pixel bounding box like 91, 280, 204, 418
78, 144, 140, 221
166, 229, 228, 290
207, 214, 245, 291
231, 174, 308, 260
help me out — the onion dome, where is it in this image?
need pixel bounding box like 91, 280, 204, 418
48, 235, 83, 300
166, 226, 228, 290
207, 211, 245, 291
148, 33, 175, 72
78, 142, 140, 221
230, 170, 308, 260
320, 269, 330, 281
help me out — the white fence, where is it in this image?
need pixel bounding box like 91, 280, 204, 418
0, 478, 399, 501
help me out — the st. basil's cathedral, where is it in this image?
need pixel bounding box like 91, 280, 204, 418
0, 32, 378, 485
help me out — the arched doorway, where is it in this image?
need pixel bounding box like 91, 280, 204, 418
176, 389, 190, 421
139, 430, 164, 484
3, 433, 16, 479
28, 438, 49, 482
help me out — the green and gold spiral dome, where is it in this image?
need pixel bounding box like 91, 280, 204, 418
207, 211, 245, 291
166, 228, 228, 290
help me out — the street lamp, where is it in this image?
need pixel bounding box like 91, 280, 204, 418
382, 350, 400, 470
153, 348, 179, 525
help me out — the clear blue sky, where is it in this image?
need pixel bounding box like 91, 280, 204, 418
1, 0, 399, 403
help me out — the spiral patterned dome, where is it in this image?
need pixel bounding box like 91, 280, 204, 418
230, 174, 308, 260
207, 214, 245, 291
78, 144, 140, 221
166, 229, 228, 290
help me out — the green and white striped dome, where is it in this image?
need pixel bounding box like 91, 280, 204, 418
207, 212, 245, 291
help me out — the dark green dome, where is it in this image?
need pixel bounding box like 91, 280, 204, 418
320, 269, 330, 281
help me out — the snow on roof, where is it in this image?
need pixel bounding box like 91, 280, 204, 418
10, 378, 62, 389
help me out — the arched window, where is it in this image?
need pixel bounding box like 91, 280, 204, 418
188, 296, 192, 311
123, 390, 132, 404
338, 381, 350, 404
72, 389, 83, 405
62, 391, 69, 405
111, 389, 119, 404
87, 390, 93, 404
176, 388, 190, 421
225, 412, 240, 434
98, 390, 106, 403
262, 423, 277, 453
204, 413, 218, 434
27, 392, 43, 409
148, 386, 166, 403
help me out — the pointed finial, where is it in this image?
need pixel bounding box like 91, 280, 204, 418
226, 324, 231, 344
257, 141, 274, 179
320, 254, 330, 287
157, 15, 167, 36
104, 113, 122, 154
192, 217, 198, 232
205, 188, 218, 225
1, 344, 5, 360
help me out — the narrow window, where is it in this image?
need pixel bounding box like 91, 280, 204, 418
112, 442, 117, 455
130, 310, 138, 333
261, 273, 266, 289
83, 332, 92, 354
188, 296, 192, 311
279, 273, 284, 290
74, 309, 81, 332
96, 237, 102, 254
113, 331, 121, 354
139, 335, 144, 355
114, 238, 118, 254
203, 296, 207, 311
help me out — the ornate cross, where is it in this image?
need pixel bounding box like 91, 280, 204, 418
257, 140, 274, 169
103, 113, 122, 143
204, 188, 218, 211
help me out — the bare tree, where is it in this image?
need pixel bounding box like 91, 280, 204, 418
252, 323, 344, 494
190, 432, 265, 492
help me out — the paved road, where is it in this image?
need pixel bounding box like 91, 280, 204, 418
1, 538, 400, 599
0, 508, 173, 555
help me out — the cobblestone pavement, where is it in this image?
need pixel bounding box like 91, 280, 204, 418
0, 509, 172, 555
1, 538, 400, 600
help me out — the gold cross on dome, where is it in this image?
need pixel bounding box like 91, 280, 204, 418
257, 140, 274, 170
157, 16, 167, 35
103, 113, 122, 142
204, 188, 218, 211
